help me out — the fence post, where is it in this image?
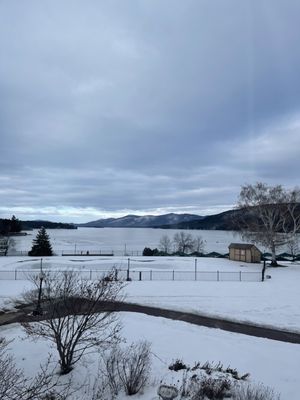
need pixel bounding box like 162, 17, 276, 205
139, 271, 142, 281
15, 269, 17, 280
262, 260, 266, 282
194, 258, 197, 281
90, 270, 92, 280
126, 258, 130, 281
239, 271, 242, 281
217, 270, 219, 281
172, 270, 175, 281
150, 270, 152, 281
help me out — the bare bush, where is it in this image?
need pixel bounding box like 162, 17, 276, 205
101, 341, 151, 396
189, 376, 231, 400
22, 270, 125, 375
232, 383, 281, 400
116, 341, 151, 395
0, 337, 24, 400
101, 347, 121, 397
0, 337, 69, 400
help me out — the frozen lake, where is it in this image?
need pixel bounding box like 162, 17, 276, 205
10, 227, 244, 255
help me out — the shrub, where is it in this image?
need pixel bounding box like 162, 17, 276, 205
102, 341, 151, 396
232, 383, 281, 400
190, 376, 231, 400
143, 247, 154, 256
169, 359, 188, 371
142, 247, 162, 256
101, 347, 121, 397
117, 341, 151, 395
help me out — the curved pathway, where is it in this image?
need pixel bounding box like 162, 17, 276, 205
0, 301, 300, 344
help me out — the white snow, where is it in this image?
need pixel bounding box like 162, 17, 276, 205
1, 313, 299, 399
0, 255, 299, 332
0, 249, 299, 398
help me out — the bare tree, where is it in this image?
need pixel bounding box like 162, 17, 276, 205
237, 183, 300, 266
193, 236, 205, 254
0, 337, 69, 400
0, 337, 23, 400
22, 270, 125, 375
158, 234, 172, 254
286, 236, 299, 261
173, 232, 195, 254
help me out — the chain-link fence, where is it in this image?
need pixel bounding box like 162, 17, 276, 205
0, 269, 262, 282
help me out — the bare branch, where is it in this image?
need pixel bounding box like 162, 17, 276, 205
22, 270, 125, 375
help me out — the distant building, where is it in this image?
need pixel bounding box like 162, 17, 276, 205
229, 243, 261, 263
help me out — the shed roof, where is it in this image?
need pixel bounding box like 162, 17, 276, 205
228, 243, 258, 250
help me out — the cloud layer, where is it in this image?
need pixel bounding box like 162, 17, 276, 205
1, 1, 300, 222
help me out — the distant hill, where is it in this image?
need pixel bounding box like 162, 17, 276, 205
22, 220, 77, 230
80, 204, 300, 231
78, 213, 204, 228
157, 209, 240, 230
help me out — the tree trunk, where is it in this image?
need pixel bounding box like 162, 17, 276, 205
270, 242, 278, 266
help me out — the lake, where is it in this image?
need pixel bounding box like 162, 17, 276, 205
10, 227, 244, 255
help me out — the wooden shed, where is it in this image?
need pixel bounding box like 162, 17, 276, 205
228, 243, 261, 263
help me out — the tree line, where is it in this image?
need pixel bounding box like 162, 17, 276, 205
0, 215, 22, 235
143, 231, 205, 256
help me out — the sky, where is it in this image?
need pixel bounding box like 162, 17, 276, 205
1, 1, 300, 223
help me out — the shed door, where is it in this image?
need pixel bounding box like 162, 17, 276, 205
240, 249, 246, 262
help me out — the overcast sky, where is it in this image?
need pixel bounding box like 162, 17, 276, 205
1, 1, 300, 223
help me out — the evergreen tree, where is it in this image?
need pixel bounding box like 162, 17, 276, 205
28, 227, 53, 256
10, 215, 22, 233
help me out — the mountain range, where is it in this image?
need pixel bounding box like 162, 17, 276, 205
77, 211, 239, 230
78, 213, 204, 228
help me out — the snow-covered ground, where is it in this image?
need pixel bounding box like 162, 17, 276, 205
1, 313, 299, 400
0, 254, 299, 399
0, 255, 299, 332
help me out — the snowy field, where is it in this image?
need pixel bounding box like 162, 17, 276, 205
0, 251, 299, 399
0, 255, 299, 332
1, 313, 299, 400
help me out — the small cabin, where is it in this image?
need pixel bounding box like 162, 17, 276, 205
228, 243, 261, 263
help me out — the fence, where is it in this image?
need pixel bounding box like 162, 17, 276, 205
0, 269, 262, 282
5, 250, 141, 257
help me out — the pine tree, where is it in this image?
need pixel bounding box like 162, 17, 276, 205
10, 215, 22, 233
28, 227, 53, 256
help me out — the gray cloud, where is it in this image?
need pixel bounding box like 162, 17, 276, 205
1, 1, 300, 222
